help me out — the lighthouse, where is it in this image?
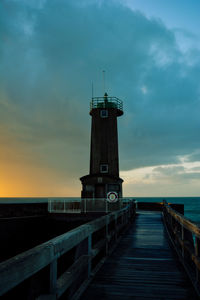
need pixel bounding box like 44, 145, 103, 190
80, 92, 123, 204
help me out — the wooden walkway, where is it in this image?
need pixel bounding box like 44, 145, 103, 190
80, 211, 197, 299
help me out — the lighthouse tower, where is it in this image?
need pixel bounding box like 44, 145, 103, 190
80, 92, 123, 202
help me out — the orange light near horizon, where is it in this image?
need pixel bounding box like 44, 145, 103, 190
0, 171, 79, 197
0, 156, 79, 197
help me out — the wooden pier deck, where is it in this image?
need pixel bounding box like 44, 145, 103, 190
80, 211, 197, 299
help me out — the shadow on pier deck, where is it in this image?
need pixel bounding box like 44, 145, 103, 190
81, 211, 197, 299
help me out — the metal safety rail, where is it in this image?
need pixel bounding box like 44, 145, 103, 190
48, 198, 134, 214
0, 202, 136, 299
163, 200, 200, 297
90, 97, 123, 113
48, 198, 81, 213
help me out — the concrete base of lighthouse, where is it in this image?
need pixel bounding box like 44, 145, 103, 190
80, 174, 123, 198
80, 174, 123, 212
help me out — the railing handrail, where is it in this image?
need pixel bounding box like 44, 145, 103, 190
90, 97, 123, 112
48, 198, 134, 213
163, 200, 200, 237
48, 197, 131, 201
91, 96, 122, 102
163, 200, 200, 297
0, 202, 135, 297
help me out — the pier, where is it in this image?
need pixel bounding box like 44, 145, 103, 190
0, 200, 200, 299
81, 209, 197, 299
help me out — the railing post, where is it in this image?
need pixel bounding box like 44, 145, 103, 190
49, 199, 51, 213
195, 237, 200, 284
84, 198, 86, 213
88, 234, 92, 277
106, 216, 109, 255
50, 259, 57, 295
121, 213, 124, 228
124, 211, 126, 226
181, 224, 185, 259
170, 214, 173, 234
128, 205, 131, 222
64, 199, 66, 213
114, 214, 118, 241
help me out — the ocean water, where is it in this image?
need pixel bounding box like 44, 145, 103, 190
134, 197, 200, 224
0, 197, 200, 223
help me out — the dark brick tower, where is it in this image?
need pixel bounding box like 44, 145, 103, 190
80, 93, 123, 200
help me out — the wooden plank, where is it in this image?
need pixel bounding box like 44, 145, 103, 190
80, 211, 197, 299
36, 295, 56, 300
56, 255, 89, 298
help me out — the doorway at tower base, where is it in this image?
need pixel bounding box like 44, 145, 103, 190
80, 198, 123, 213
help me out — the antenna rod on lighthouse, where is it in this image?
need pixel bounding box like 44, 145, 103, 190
103, 70, 105, 94
92, 82, 94, 99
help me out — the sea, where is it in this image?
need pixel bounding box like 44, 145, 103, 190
0, 197, 200, 224
133, 197, 200, 224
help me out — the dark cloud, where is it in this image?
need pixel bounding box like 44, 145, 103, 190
153, 166, 185, 177
1, 0, 200, 195
187, 152, 200, 163
180, 172, 200, 180
151, 165, 200, 183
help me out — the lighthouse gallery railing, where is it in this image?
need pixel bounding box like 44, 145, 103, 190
90, 97, 123, 112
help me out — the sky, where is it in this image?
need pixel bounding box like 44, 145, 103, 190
1, 0, 200, 197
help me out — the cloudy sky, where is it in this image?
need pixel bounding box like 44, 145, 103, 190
1, 0, 200, 197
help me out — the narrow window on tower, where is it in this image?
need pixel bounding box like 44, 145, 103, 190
100, 164, 108, 173
100, 110, 108, 118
